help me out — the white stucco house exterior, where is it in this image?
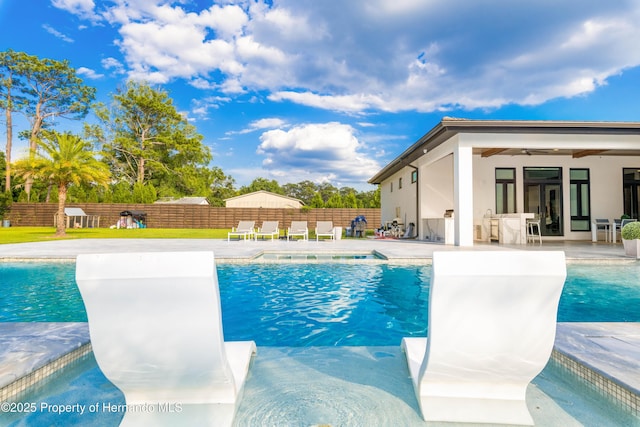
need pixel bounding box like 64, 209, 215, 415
369, 118, 640, 246
225, 190, 304, 209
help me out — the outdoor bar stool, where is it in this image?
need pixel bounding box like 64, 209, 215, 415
527, 217, 542, 245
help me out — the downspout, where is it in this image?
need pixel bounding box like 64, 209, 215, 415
408, 164, 419, 238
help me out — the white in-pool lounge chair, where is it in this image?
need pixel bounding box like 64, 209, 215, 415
402, 251, 566, 425
255, 221, 280, 241
76, 251, 256, 427
227, 220, 255, 241
315, 221, 335, 241
287, 221, 309, 241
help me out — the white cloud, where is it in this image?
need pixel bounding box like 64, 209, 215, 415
51, 0, 100, 21
42, 24, 74, 43
256, 122, 380, 187
101, 57, 125, 75
58, 0, 640, 113
190, 96, 232, 119
77, 67, 104, 79
228, 117, 288, 135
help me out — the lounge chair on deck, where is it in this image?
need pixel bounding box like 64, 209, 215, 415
76, 251, 256, 427
315, 221, 335, 241
255, 221, 280, 241
227, 221, 255, 241
287, 221, 308, 241
402, 251, 566, 425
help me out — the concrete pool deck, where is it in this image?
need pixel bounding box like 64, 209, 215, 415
0, 236, 634, 262
1, 238, 639, 425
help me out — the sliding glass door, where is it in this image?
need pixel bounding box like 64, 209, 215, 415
524, 168, 563, 236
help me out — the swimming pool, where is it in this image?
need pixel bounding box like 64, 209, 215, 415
1, 261, 640, 346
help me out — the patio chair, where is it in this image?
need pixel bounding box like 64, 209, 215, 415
315, 221, 335, 241
227, 220, 255, 241
287, 221, 309, 241
76, 251, 256, 427
591, 218, 611, 242
402, 251, 566, 425
614, 218, 637, 243
255, 221, 280, 241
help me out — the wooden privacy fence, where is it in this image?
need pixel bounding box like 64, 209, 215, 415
7, 203, 381, 231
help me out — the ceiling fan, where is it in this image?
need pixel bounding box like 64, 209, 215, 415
520, 148, 549, 155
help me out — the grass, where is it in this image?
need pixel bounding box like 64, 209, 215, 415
0, 226, 366, 244
0, 226, 231, 244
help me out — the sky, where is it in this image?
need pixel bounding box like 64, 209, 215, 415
2, 0, 640, 191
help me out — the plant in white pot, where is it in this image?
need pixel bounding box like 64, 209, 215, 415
621, 221, 640, 259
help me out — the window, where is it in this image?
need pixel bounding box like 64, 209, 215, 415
411, 170, 418, 183
570, 169, 590, 231
390, 182, 393, 192
495, 168, 516, 214
399, 177, 403, 189
623, 168, 640, 219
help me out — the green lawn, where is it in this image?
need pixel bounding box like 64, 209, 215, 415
0, 226, 230, 244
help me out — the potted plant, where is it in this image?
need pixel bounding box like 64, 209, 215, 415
621, 221, 640, 259
0, 191, 12, 227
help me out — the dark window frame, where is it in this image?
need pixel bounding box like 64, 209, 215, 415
495, 168, 516, 214
569, 168, 591, 232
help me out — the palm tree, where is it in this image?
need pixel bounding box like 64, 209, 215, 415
13, 131, 110, 236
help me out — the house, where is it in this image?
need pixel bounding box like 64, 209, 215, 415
154, 197, 210, 205
369, 118, 640, 246
224, 190, 304, 209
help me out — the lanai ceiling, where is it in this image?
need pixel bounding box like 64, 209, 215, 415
475, 148, 640, 158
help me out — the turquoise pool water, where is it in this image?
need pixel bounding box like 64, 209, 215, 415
1, 262, 640, 346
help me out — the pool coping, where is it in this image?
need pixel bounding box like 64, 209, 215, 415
552, 322, 640, 417
0, 323, 91, 402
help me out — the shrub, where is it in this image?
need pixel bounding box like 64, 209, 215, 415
621, 221, 640, 240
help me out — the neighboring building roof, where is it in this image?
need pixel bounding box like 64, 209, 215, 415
154, 197, 210, 205
369, 117, 640, 184
224, 190, 304, 204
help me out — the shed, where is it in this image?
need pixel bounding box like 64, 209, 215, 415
54, 207, 100, 229
225, 191, 304, 209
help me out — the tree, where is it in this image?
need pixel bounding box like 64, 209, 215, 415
343, 190, 358, 208
93, 81, 211, 192
310, 192, 324, 208
14, 54, 96, 199
12, 132, 110, 236
208, 166, 236, 206
325, 192, 344, 208
239, 177, 284, 195
282, 180, 318, 205
0, 50, 29, 192
317, 182, 339, 204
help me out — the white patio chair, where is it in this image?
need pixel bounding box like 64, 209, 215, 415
227, 220, 255, 241
591, 218, 611, 242
315, 221, 335, 241
76, 251, 256, 426
254, 221, 280, 241
402, 251, 566, 425
287, 221, 309, 241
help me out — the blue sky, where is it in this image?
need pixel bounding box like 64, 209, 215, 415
2, 0, 640, 191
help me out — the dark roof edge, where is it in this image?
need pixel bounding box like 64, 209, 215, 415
368, 118, 640, 184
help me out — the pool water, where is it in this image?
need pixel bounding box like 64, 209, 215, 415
1, 262, 640, 346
